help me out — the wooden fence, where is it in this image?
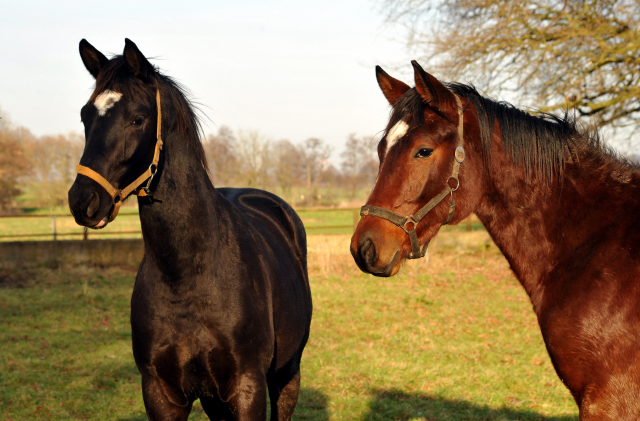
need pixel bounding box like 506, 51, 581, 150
0, 208, 362, 241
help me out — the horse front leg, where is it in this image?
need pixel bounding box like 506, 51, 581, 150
225, 370, 268, 421
267, 356, 302, 421
141, 375, 193, 421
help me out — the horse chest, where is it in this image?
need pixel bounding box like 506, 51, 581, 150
132, 284, 274, 379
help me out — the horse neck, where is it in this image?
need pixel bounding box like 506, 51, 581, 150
137, 126, 227, 279
473, 136, 637, 312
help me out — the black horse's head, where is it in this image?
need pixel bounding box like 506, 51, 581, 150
68, 39, 160, 229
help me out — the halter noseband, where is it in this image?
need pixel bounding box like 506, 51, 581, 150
76, 89, 163, 223
360, 95, 466, 259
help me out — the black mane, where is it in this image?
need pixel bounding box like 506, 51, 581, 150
389, 84, 630, 181
90, 56, 208, 172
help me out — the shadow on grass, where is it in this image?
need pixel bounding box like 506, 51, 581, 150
362, 389, 578, 421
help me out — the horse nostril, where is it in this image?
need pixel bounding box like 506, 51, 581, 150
86, 191, 100, 218
360, 238, 377, 266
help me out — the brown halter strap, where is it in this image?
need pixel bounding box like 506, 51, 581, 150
76, 89, 164, 223
360, 95, 466, 259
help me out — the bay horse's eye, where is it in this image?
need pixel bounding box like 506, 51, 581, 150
132, 117, 144, 126
415, 148, 434, 158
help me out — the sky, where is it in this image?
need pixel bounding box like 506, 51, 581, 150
0, 0, 416, 162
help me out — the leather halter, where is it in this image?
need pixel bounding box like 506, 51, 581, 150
76, 89, 163, 223
360, 95, 466, 259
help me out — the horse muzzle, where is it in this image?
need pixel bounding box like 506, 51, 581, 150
68, 176, 114, 229
350, 233, 404, 277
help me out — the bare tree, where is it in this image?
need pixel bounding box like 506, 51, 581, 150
381, 0, 640, 131
341, 133, 378, 198
204, 125, 238, 186
272, 139, 305, 203
235, 130, 273, 189
300, 138, 332, 206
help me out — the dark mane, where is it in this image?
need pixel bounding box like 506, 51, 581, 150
389, 84, 632, 181
90, 56, 208, 172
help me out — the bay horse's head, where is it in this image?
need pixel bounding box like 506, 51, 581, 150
351, 62, 483, 276
68, 39, 162, 229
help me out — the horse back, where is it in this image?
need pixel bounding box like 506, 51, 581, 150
217, 187, 308, 269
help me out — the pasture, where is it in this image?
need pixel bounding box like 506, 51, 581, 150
0, 234, 578, 420
0, 207, 485, 242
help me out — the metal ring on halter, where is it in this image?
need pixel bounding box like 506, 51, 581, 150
402, 216, 418, 234
449, 177, 460, 192
143, 164, 158, 194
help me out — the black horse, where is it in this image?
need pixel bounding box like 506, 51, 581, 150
68, 39, 312, 421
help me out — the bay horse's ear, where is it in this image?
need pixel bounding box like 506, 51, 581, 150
411, 60, 456, 112
376, 66, 410, 106
123, 38, 155, 82
79, 39, 109, 79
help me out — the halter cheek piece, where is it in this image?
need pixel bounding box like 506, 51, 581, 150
76, 89, 163, 223
360, 95, 466, 259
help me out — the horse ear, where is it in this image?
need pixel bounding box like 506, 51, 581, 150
123, 38, 155, 82
376, 66, 410, 106
79, 39, 109, 79
411, 60, 456, 111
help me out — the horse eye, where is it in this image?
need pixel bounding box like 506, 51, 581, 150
415, 148, 434, 158
132, 117, 144, 126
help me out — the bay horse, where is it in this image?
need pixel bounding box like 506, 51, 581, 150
68, 39, 312, 421
351, 61, 640, 419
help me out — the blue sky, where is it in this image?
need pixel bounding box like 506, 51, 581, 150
0, 0, 415, 161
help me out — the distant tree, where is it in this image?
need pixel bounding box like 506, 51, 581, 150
381, 0, 640, 131
340, 134, 378, 198
300, 138, 332, 206
318, 162, 342, 204
0, 110, 33, 211
204, 125, 238, 186
24, 132, 84, 207
272, 139, 305, 201
235, 130, 273, 189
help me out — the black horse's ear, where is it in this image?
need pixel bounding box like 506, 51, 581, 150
376, 66, 410, 106
123, 38, 155, 82
411, 60, 456, 112
79, 39, 109, 79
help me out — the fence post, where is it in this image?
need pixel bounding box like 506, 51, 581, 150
353, 209, 359, 232
83, 227, 88, 240
51, 215, 57, 241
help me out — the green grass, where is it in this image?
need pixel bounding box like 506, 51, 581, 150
0, 205, 485, 242
0, 237, 578, 420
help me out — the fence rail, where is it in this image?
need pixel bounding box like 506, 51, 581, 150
0, 208, 362, 241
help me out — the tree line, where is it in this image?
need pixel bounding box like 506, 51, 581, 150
0, 108, 379, 212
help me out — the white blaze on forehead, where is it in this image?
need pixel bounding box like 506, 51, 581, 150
385, 120, 409, 153
93, 90, 123, 116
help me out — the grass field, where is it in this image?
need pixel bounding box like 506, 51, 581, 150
0, 235, 579, 420
0, 207, 485, 242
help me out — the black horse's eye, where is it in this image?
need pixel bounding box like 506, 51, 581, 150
415, 148, 434, 158
132, 117, 144, 126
